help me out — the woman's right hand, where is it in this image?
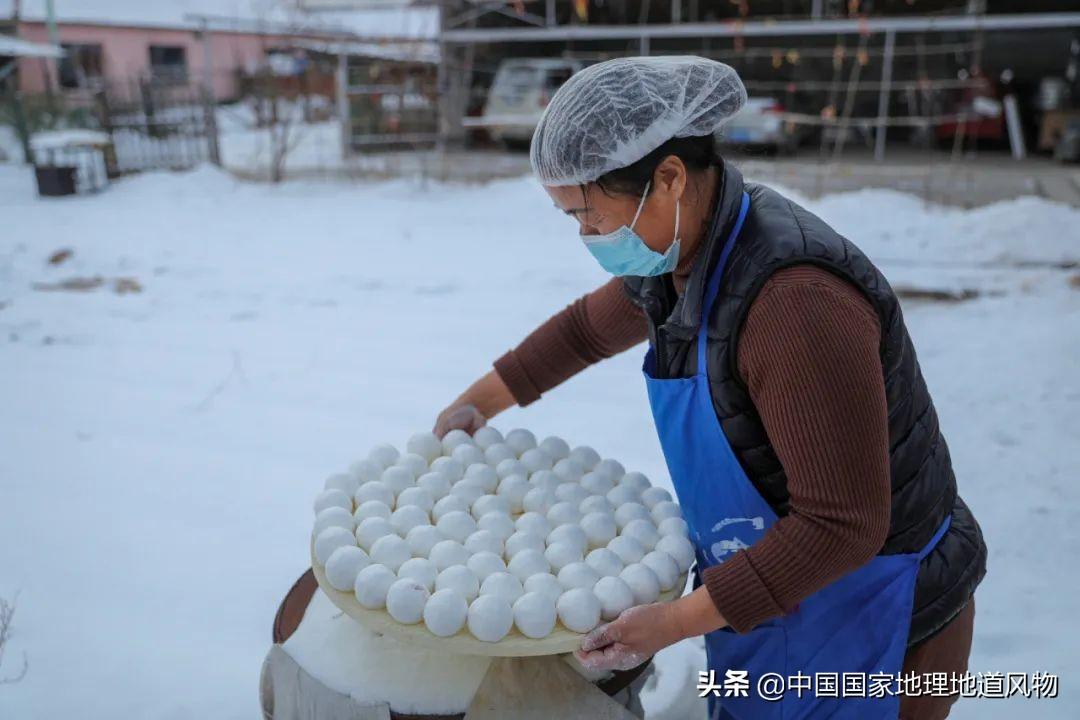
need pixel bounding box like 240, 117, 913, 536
434, 402, 487, 438
433, 370, 516, 439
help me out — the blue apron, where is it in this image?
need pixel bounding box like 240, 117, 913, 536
643, 193, 951, 719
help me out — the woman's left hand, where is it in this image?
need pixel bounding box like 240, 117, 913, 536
574, 603, 685, 672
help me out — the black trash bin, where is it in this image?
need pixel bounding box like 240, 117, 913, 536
34, 165, 78, 197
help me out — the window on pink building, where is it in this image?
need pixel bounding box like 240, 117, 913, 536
148, 46, 188, 84
59, 43, 104, 89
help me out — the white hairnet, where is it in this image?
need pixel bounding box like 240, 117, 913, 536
529, 56, 747, 186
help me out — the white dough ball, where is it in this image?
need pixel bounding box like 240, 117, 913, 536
608, 535, 646, 565
314, 506, 355, 535
619, 563, 661, 605
555, 483, 590, 506
507, 549, 550, 582
424, 589, 469, 637
552, 458, 586, 484
606, 485, 641, 508
463, 464, 499, 493
354, 481, 395, 510
557, 588, 601, 633
381, 466, 415, 495
568, 446, 601, 471
314, 527, 356, 565
484, 443, 517, 466
655, 534, 696, 573
544, 541, 583, 573
472, 494, 511, 519
657, 517, 690, 538
468, 595, 514, 642
639, 486, 673, 509
467, 551, 507, 582
621, 518, 660, 551
513, 591, 558, 639
546, 501, 582, 528
615, 502, 652, 530
479, 572, 524, 604
394, 452, 429, 479
495, 458, 527, 480
324, 472, 360, 497
585, 548, 625, 578
594, 459, 626, 480
505, 531, 545, 559
464, 529, 503, 556
436, 564, 480, 602
580, 512, 618, 549
397, 557, 438, 591
416, 472, 452, 502
396, 486, 435, 513
371, 534, 412, 573
515, 511, 551, 539
406, 432, 443, 463
519, 448, 553, 474
436, 510, 478, 543
524, 573, 564, 603
642, 550, 680, 592
354, 500, 392, 525
651, 501, 683, 524
432, 494, 469, 522
406, 524, 445, 558
449, 481, 484, 508
314, 489, 352, 515
539, 436, 571, 461
530, 470, 562, 493
355, 517, 395, 552
594, 576, 635, 620
429, 456, 465, 481
354, 563, 397, 609
504, 428, 538, 456
558, 561, 601, 591
580, 472, 614, 497
523, 488, 557, 517
386, 578, 430, 624
451, 444, 486, 469
477, 512, 516, 541
496, 474, 531, 513
368, 443, 400, 469
580, 495, 615, 516
325, 546, 370, 591
349, 459, 383, 485
440, 429, 474, 455
547, 524, 588, 554
390, 505, 430, 537
429, 540, 470, 571
472, 426, 504, 450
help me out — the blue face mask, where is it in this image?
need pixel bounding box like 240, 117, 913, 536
581, 180, 681, 277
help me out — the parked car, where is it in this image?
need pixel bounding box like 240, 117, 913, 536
480, 58, 584, 149
720, 96, 799, 154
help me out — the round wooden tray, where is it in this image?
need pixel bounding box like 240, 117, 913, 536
311, 542, 688, 658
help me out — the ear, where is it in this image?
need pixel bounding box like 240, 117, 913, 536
652, 155, 687, 200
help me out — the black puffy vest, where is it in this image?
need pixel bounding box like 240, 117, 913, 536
624, 164, 986, 646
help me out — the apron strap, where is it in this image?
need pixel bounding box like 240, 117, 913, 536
916, 513, 952, 561
696, 192, 751, 373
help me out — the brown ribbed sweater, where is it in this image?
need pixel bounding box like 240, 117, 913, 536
494, 265, 892, 633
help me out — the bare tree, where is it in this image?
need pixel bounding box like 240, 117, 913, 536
0, 594, 28, 685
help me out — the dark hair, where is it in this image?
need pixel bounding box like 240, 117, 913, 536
593, 133, 723, 198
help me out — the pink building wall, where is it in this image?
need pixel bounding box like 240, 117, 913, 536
15, 21, 301, 100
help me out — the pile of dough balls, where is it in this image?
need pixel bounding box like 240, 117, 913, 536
311, 427, 694, 643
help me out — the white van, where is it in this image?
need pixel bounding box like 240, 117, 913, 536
481, 58, 584, 148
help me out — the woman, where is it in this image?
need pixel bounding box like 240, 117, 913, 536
435, 57, 985, 719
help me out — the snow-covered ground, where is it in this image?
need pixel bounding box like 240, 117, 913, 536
0, 164, 1077, 718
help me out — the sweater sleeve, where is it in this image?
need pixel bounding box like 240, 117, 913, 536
493, 278, 649, 406
701, 266, 892, 633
